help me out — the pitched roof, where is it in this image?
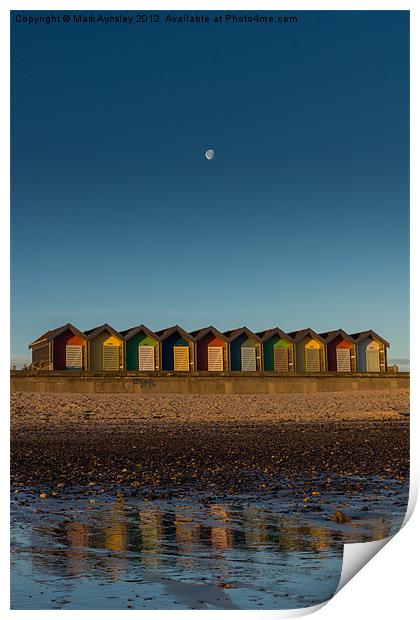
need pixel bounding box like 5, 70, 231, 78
319, 329, 355, 344
287, 328, 324, 344
120, 324, 160, 342
350, 330, 390, 347
29, 323, 87, 348
84, 323, 123, 341
155, 325, 194, 342
223, 327, 261, 342
189, 326, 228, 342
255, 327, 294, 343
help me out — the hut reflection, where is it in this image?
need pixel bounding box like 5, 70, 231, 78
276, 518, 303, 553
307, 526, 329, 553
104, 499, 127, 551
66, 521, 89, 576
138, 507, 163, 568
243, 507, 268, 548
23, 495, 398, 591
174, 507, 200, 570
371, 522, 391, 541
102, 497, 128, 578
210, 505, 232, 550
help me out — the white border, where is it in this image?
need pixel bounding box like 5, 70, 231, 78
2, 2, 417, 619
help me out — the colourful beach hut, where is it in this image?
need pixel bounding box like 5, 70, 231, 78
288, 328, 327, 373
224, 327, 262, 372
190, 326, 229, 372
84, 324, 124, 371
319, 329, 356, 373
156, 325, 195, 371
121, 324, 160, 371
256, 328, 295, 372
29, 323, 87, 370
350, 330, 389, 372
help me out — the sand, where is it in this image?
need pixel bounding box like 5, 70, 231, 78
11, 390, 409, 494
11, 389, 409, 428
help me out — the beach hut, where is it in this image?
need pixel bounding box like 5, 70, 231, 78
190, 326, 229, 372
350, 330, 389, 372
84, 324, 124, 371
256, 328, 295, 372
319, 329, 356, 373
224, 327, 262, 372
28, 323, 87, 370
156, 325, 195, 371
120, 324, 160, 371
288, 328, 327, 373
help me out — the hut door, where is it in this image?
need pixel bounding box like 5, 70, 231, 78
336, 348, 351, 372
66, 345, 83, 369
139, 345, 155, 371
174, 346, 189, 371
274, 347, 288, 372
241, 347, 256, 371
305, 348, 320, 372
208, 346, 223, 371
366, 344, 380, 372
103, 345, 119, 371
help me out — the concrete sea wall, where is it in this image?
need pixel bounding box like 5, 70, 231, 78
11, 371, 409, 395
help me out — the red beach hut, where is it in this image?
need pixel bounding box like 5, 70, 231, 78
319, 329, 356, 373
190, 326, 229, 371
29, 323, 87, 370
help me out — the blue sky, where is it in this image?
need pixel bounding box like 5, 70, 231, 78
11, 10, 409, 365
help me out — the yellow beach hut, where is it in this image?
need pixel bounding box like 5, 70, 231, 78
84, 324, 124, 371
288, 328, 327, 373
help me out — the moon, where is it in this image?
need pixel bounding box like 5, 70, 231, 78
205, 149, 215, 160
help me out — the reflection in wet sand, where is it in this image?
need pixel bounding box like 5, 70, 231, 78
11, 485, 405, 610
210, 505, 232, 550
243, 507, 268, 548
138, 507, 164, 568
54, 503, 392, 585
174, 507, 201, 570
30, 496, 393, 571
66, 522, 89, 577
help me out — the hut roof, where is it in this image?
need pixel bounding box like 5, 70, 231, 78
350, 330, 390, 347
319, 329, 355, 344
84, 323, 123, 341
288, 328, 323, 344
189, 326, 228, 342
155, 325, 194, 342
223, 327, 261, 342
120, 324, 160, 342
255, 327, 294, 343
29, 323, 86, 349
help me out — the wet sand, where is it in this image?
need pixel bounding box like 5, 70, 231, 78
11, 484, 408, 610
11, 390, 409, 494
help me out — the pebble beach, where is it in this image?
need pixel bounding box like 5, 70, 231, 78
11, 389, 410, 494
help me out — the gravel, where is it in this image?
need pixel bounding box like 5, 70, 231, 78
11, 390, 410, 494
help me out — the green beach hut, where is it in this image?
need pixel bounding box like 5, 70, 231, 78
121, 324, 160, 371
256, 328, 295, 372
